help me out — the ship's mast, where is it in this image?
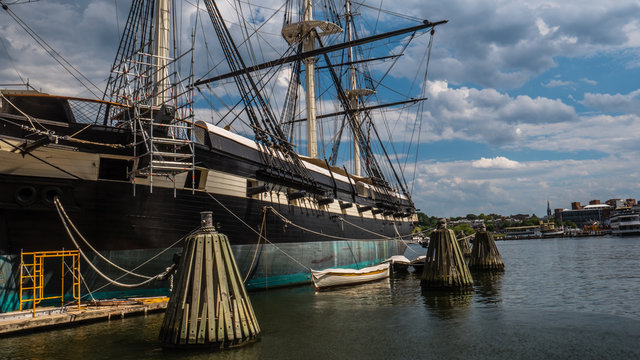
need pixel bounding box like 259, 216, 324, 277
154, 0, 170, 106
102, 0, 196, 194
281, 0, 342, 158
345, 0, 374, 176
302, 0, 318, 158
346, 0, 359, 176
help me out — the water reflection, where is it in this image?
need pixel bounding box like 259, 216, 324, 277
421, 288, 473, 320
472, 271, 504, 305
312, 278, 392, 308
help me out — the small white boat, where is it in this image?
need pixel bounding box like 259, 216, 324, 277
311, 263, 390, 289
383, 255, 411, 272
409, 255, 426, 272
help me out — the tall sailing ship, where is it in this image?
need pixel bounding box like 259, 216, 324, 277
0, 0, 445, 311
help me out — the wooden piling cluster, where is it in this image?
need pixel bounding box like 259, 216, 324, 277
421, 219, 473, 289
457, 231, 472, 257
469, 229, 504, 271
159, 212, 260, 349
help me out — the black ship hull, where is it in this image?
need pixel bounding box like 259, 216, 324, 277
0, 97, 415, 312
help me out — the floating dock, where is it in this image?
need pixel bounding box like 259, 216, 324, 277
0, 297, 168, 336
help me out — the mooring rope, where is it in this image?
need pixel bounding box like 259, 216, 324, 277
267, 206, 389, 241
335, 215, 394, 239
392, 222, 421, 255
205, 192, 311, 271
54, 197, 179, 288
242, 208, 266, 283
54, 197, 152, 280
54, 199, 163, 287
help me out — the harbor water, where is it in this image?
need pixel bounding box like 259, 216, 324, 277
1, 236, 639, 359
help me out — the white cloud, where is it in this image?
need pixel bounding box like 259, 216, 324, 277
413, 80, 578, 145
472, 156, 521, 169
536, 18, 557, 36
542, 79, 573, 87
412, 155, 640, 217
378, 0, 640, 89
581, 89, 640, 115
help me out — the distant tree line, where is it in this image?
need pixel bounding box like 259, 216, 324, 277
414, 212, 575, 236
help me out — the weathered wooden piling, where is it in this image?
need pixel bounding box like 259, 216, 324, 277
159, 211, 260, 349
469, 225, 504, 271
457, 231, 472, 258
421, 219, 473, 289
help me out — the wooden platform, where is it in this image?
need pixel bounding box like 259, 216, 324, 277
0, 297, 168, 336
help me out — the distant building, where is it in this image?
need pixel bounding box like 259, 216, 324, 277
605, 198, 637, 209
449, 219, 485, 227
606, 199, 623, 208
557, 203, 612, 227
510, 214, 530, 221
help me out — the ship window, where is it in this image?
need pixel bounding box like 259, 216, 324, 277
99, 158, 130, 181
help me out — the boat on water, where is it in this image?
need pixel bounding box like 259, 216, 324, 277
610, 207, 640, 236
540, 221, 564, 237
383, 255, 411, 272
409, 255, 426, 272
311, 263, 390, 289
0, 0, 446, 311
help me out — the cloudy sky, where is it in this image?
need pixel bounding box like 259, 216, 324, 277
1, 0, 640, 217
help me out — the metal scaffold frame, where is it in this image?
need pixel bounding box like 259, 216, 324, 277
108, 46, 196, 195
19, 250, 81, 317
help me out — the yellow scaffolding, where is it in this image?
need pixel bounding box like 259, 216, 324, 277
19, 250, 81, 317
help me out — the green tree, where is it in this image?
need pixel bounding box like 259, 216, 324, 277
417, 212, 429, 226
452, 223, 474, 236
416, 212, 439, 232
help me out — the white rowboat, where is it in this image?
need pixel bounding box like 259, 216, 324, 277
311, 263, 390, 289
383, 255, 411, 272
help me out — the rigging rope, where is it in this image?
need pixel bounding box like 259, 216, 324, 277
243, 208, 267, 282
0, 94, 126, 149
1, 1, 102, 98
0, 92, 46, 131
205, 192, 311, 271
410, 29, 435, 195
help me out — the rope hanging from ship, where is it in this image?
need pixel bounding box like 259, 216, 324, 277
206, 192, 312, 272
53, 197, 184, 288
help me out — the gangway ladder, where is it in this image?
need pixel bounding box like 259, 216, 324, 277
19, 250, 81, 317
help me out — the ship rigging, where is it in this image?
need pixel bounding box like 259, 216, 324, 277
0, 0, 446, 312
